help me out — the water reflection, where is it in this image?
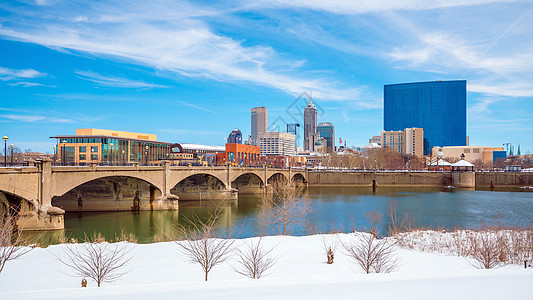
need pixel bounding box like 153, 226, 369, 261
27, 187, 533, 246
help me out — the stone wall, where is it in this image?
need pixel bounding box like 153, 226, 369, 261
307, 171, 452, 187
475, 172, 533, 188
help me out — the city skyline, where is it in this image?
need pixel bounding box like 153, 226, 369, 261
1, 1, 532, 154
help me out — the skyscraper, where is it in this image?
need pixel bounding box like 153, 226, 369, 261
227, 129, 242, 144
384, 80, 467, 155
317, 122, 335, 152
303, 99, 318, 151
251, 107, 268, 146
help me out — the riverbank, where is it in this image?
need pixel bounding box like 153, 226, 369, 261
1, 234, 531, 299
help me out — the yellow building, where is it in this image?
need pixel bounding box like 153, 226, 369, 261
51, 129, 172, 165
381, 128, 424, 157
431, 146, 505, 165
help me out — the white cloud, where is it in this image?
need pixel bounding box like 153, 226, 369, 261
0, 114, 73, 123
0, 66, 47, 80
0, 1, 362, 102
74, 70, 168, 89
250, 0, 520, 14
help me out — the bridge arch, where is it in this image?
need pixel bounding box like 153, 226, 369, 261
171, 173, 227, 192
51, 175, 163, 212
231, 172, 264, 189
52, 172, 164, 198
291, 173, 307, 184
267, 172, 289, 185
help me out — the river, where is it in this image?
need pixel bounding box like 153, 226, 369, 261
31, 187, 533, 245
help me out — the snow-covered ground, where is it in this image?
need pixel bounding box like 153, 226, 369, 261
1, 234, 532, 299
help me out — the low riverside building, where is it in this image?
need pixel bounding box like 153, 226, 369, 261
216, 143, 261, 166
51, 128, 172, 165
431, 146, 506, 166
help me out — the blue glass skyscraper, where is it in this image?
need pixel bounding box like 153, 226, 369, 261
384, 80, 467, 155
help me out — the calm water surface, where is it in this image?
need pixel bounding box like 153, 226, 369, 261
34, 187, 533, 245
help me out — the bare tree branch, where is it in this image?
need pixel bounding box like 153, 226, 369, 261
341, 211, 399, 274
173, 208, 238, 281
233, 237, 278, 279
55, 233, 133, 287
0, 205, 34, 275
258, 179, 311, 235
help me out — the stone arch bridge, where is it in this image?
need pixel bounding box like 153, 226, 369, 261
0, 159, 307, 230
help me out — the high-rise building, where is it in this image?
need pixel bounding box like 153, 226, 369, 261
317, 122, 335, 152
287, 123, 300, 149
381, 127, 424, 157
251, 107, 268, 146
303, 99, 318, 151
259, 132, 296, 156
384, 80, 467, 155
227, 129, 242, 144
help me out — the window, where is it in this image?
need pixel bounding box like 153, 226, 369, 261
79, 154, 86, 161
79, 146, 86, 153
91, 146, 98, 153
464, 149, 470, 153
91, 154, 98, 161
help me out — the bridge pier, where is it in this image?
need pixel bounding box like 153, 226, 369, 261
158, 160, 179, 209
19, 159, 65, 230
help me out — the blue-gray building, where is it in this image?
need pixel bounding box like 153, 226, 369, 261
384, 80, 467, 155
317, 122, 335, 152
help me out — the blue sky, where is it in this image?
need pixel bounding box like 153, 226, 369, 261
1, 0, 532, 154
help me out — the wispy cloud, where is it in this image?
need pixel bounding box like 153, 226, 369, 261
0, 67, 48, 81
0, 1, 363, 102
177, 101, 218, 114
249, 0, 519, 14
74, 70, 168, 89
0, 114, 73, 123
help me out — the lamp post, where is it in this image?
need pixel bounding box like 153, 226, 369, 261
122, 150, 125, 165
53, 146, 56, 165
62, 139, 67, 166
3, 136, 7, 167
437, 148, 443, 171
10, 144, 14, 166
145, 145, 149, 165
91, 147, 95, 164
110, 142, 114, 165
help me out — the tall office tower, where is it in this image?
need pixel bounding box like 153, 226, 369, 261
303, 99, 318, 151
317, 122, 335, 152
384, 80, 467, 155
227, 129, 242, 144
251, 107, 268, 146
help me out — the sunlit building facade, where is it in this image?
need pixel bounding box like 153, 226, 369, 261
51, 129, 172, 165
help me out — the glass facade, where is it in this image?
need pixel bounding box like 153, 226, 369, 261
317, 122, 335, 152
384, 80, 467, 155
55, 136, 171, 165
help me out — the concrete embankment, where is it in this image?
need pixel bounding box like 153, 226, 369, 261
307, 171, 533, 189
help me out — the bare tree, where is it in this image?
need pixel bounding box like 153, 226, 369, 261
467, 228, 507, 269
0, 210, 33, 275
386, 200, 413, 237
234, 237, 278, 279
258, 179, 311, 235
56, 233, 132, 287
174, 208, 237, 281
341, 211, 399, 273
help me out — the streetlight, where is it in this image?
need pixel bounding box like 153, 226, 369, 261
3, 136, 7, 167
91, 147, 95, 164
62, 139, 67, 166
145, 145, 149, 165
110, 142, 114, 165
53, 146, 56, 165
10, 144, 14, 166
122, 150, 125, 165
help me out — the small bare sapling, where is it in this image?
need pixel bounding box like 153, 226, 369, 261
234, 237, 278, 279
